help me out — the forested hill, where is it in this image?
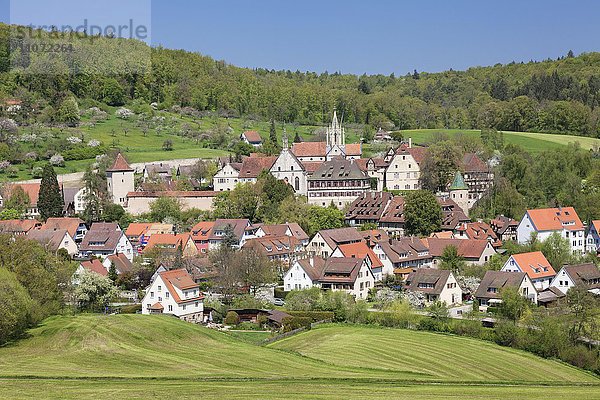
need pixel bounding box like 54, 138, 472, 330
1, 22, 600, 138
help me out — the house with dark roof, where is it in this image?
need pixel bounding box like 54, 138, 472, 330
405, 269, 462, 305
501, 251, 556, 290
208, 219, 252, 249
454, 221, 502, 248
240, 130, 263, 147
141, 268, 204, 323
307, 159, 370, 208
490, 215, 519, 242
319, 257, 375, 299
425, 237, 496, 266
102, 253, 134, 275
307, 227, 364, 258
213, 162, 242, 191
27, 228, 78, 255
372, 236, 432, 277
242, 235, 304, 267
550, 263, 600, 294
517, 207, 585, 254
474, 271, 537, 308
79, 222, 134, 261
255, 222, 309, 245
461, 152, 494, 203
355, 157, 389, 191
345, 191, 392, 227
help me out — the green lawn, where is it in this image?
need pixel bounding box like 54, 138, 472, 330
0, 315, 597, 399
400, 128, 600, 153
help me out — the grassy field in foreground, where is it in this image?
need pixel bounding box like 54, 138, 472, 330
269, 324, 596, 383
400, 128, 600, 153
0, 315, 597, 399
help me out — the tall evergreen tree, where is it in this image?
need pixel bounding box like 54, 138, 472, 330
269, 119, 277, 146
38, 164, 64, 221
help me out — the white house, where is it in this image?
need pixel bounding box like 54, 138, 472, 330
269, 132, 309, 195
404, 269, 462, 306
283, 257, 325, 291
141, 268, 204, 323
79, 222, 134, 261
501, 251, 556, 290
474, 271, 538, 309
586, 220, 600, 254
550, 263, 600, 294
240, 130, 263, 147
319, 257, 375, 300
26, 229, 79, 256
517, 207, 586, 254
306, 227, 363, 258
213, 162, 241, 192
331, 241, 385, 282
384, 140, 425, 191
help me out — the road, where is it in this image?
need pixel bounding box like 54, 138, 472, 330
13, 157, 203, 188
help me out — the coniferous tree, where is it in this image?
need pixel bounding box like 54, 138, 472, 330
38, 164, 64, 221
269, 119, 277, 146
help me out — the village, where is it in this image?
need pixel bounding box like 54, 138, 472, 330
0, 112, 598, 331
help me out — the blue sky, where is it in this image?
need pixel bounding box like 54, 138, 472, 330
1, 0, 599, 74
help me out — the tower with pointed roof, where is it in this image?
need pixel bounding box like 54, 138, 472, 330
449, 171, 469, 217
106, 153, 134, 207
325, 110, 348, 160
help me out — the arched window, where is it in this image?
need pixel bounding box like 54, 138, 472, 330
294, 177, 300, 191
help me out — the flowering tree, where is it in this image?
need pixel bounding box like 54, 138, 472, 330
0, 118, 18, 140
66, 136, 82, 145
116, 108, 134, 119
73, 271, 118, 312
402, 290, 426, 309
50, 154, 65, 167
87, 139, 101, 147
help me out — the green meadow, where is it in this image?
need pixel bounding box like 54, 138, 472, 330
0, 315, 597, 399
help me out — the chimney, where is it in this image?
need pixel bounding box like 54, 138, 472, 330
408, 137, 412, 148
309, 257, 314, 267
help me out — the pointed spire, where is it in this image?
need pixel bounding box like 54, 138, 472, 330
449, 171, 468, 191
107, 153, 133, 172
282, 125, 289, 150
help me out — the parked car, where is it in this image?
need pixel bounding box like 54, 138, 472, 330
273, 298, 285, 306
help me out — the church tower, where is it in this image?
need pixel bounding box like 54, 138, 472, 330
106, 153, 135, 207
449, 171, 470, 217
325, 110, 347, 160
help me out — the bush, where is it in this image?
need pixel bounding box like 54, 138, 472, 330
281, 316, 312, 332
494, 321, 520, 347
559, 345, 600, 372
224, 311, 240, 325
284, 311, 334, 322
450, 319, 486, 339
62, 146, 107, 161
120, 304, 142, 314
274, 287, 288, 299
368, 300, 420, 328
417, 317, 450, 332
231, 321, 263, 331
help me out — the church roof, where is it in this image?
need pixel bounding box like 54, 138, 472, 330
291, 142, 327, 157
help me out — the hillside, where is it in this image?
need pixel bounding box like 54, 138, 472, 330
0, 315, 597, 399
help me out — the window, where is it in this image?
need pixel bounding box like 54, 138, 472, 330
183, 305, 186, 310
168, 305, 173, 312
165, 292, 169, 298
158, 285, 162, 291
150, 291, 154, 298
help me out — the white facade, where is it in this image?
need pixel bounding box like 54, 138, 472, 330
501, 256, 554, 290
348, 260, 375, 300
306, 232, 335, 258
586, 222, 600, 254
283, 261, 318, 291
550, 267, 576, 294
385, 151, 420, 191
439, 272, 462, 305
517, 212, 586, 254
214, 164, 240, 192
270, 146, 308, 195
141, 275, 203, 322
58, 231, 79, 256
107, 170, 134, 207
74, 188, 87, 214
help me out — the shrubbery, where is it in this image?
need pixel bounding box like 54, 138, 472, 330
281, 316, 312, 332
224, 311, 240, 325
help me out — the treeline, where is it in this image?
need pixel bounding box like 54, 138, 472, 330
2, 24, 600, 137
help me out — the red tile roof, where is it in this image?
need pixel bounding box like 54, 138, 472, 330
425, 238, 490, 259
81, 259, 108, 276
125, 222, 152, 237
345, 143, 362, 156
238, 156, 277, 178
337, 242, 383, 269
191, 221, 215, 241
395, 143, 427, 164
291, 142, 327, 157
4, 183, 40, 206
462, 153, 488, 172
144, 233, 192, 252
159, 268, 202, 304
526, 207, 584, 232
241, 130, 262, 143
510, 251, 556, 279
41, 217, 84, 238
105, 253, 134, 274
0, 219, 42, 234
591, 220, 600, 234
107, 153, 133, 172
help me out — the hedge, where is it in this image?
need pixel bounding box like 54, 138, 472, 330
62, 146, 107, 161
284, 311, 334, 322
281, 316, 312, 332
